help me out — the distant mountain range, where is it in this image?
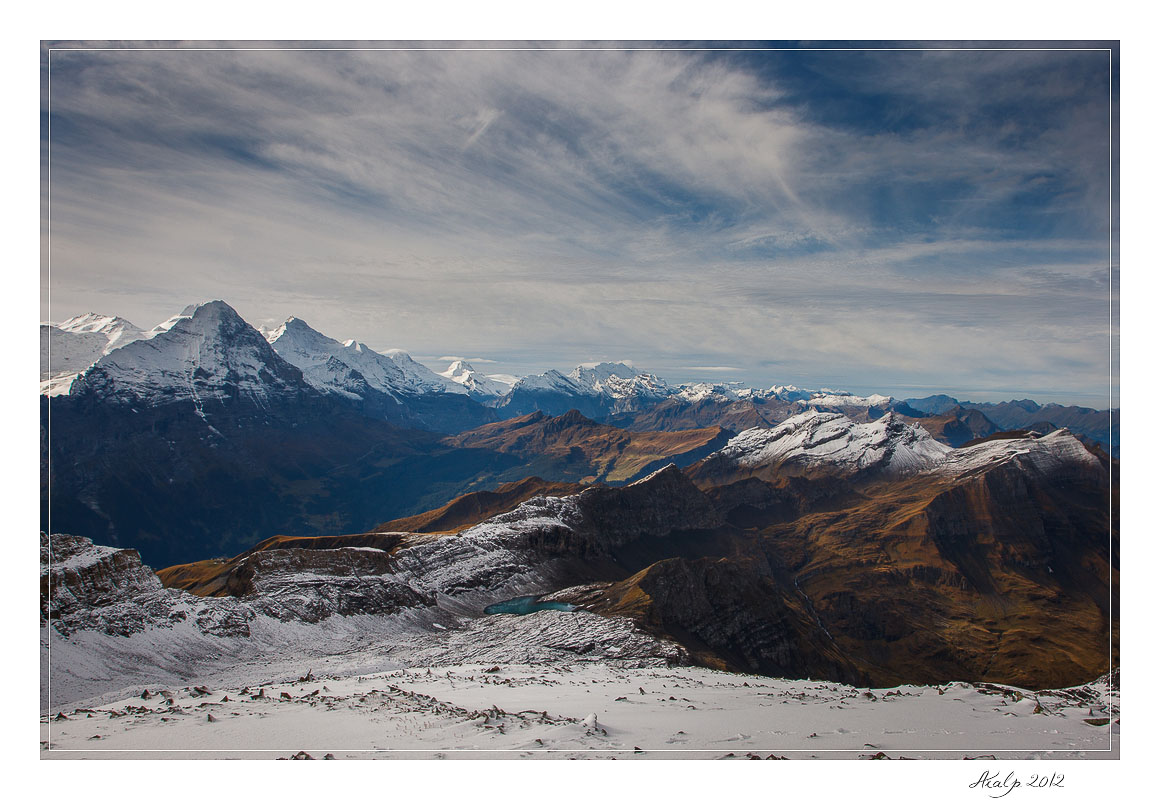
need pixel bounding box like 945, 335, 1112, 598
42, 299, 1118, 447
41, 299, 1118, 569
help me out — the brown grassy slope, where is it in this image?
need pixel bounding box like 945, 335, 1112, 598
751, 463, 1114, 689
444, 409, 730, 483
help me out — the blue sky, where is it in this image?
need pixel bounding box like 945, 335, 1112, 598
41, 43, 1118, 406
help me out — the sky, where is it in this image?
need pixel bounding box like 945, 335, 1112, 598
41, 42, 1118, 407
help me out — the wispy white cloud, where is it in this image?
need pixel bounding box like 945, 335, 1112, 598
42, 45, 1115, 405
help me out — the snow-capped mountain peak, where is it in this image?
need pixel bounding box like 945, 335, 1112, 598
69, 300, 308, 408
806, 390, 894, 409
267, 318, 466, 398
511, 368, 585, 394
568, 361, 638, 386
567, 362, 670, 405
718, 409, 949, 477
936, 428, 1100, 478
266, 316, 400, 400
342, 339, 374, 355
56, 312, 143, 340
380, 349, 467, 395
715, 410, 1100, 481
41, 312, 146, 391
439, 360, 510, 397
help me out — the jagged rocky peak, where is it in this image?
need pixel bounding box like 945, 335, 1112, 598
569, 361, 639, 385
569, 362, 670, 401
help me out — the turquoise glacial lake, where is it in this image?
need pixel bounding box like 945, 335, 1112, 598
484, 595, 576, 615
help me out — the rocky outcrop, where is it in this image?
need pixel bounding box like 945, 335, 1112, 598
41, 533, 185, 637
572, 465, 723, 549
42, 532, 432, 638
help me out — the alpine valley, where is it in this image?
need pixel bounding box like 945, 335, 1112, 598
40, 300, 1119, 759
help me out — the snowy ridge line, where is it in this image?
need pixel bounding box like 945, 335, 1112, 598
38, 300, 1118, 424
716, 409, 1099, 478
266, 316, 465, 400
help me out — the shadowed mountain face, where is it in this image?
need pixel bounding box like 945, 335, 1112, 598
41, 391, 516, 568
912, 406, 1002, 447
44, 399, 732, 568
906, 395, 1118, 454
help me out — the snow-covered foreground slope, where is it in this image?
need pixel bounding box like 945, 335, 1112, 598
40, 650, 1117, 760
40, 519, 1116, 760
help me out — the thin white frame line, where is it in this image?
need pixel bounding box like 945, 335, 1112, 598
46, 47, 1115, 53
40, 43, 1118, 755
1104, 46, 1113, 746
46, 45, 53, 738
